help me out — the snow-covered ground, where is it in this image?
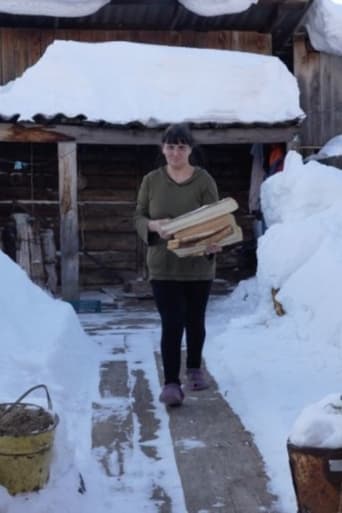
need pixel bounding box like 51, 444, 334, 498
1, 150, 342, 512
0, 41, 303, 125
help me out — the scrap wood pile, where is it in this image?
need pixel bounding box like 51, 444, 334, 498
2, 213, 57, 294
164, 197, 243, 257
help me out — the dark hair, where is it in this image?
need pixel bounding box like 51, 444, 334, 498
161, 123, 195, 148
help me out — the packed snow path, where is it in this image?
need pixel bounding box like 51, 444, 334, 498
81, 296, 278, 513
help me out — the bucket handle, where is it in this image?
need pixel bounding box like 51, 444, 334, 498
0, 384, 53, 422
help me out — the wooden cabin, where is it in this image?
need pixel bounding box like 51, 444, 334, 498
294, 33, 342, 154
0, 0, 313, 299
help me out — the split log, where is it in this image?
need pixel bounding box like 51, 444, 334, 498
174, 213, 233, 242
163, 197, 238, 236
168, 224, 233, 250
170, 228, 243, 258
165, 197, 242, 258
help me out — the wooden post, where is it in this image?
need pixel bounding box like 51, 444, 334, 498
58, 142, 79, 301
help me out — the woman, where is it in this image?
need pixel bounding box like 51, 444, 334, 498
135, 123, 221, 407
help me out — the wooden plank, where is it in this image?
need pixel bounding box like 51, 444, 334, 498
163, 197, 239, 235
41, 228, 57, 294
12, 213, 31, 275
0, 124, 74, 143
0, 123, 301, 145
80, 189, 135, 201
80, 251, 136, 268
83, 232, 136, 251
79, 215, 134, 232
174, 213, 233, 240
293, 35, 321, 147
58, 142, 79, 301
294, 34, 342, 148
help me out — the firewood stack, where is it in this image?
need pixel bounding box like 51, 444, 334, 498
164, 197, 243, 257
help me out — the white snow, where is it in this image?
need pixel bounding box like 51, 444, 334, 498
203, 150, 342, 512
289, 394, 342, 448
306, 0, 342, 56
0, 40, 304, 125
179, 0, 258, 16
0, 0, 110, 18
306, 134, 342, 161
0, 251, 100, 512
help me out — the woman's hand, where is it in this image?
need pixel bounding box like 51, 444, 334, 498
205, 243, 222, 255
148, 219, 171, 240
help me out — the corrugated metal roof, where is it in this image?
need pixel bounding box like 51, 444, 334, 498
0, 113, 302, 129
0, 0, 313, 54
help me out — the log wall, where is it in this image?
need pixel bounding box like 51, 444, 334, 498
0, 27, 271, 85
294, 34, 342, 151
0, 142, 254, 287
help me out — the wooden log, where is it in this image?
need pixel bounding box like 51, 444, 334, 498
12, 213, 31, 275
170, 225, 242, 257
80, 250, 136, 269
163, 197, 238, 235
41, 228, 57, 294
83, 232, 136, 252
28, 221, 45, 287
168, 224, 233, 250
58, 142, 79, 301
173, 213, 234, 242
79, 215, 134, 232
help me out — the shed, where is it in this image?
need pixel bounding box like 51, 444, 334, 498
0, 1, 309, 298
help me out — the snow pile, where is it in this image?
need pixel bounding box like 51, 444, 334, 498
258, 151, 342, 344
0, 40, 304, 125
289, 394, 342, 447
179, 0, 258, 16
0, 251, 99, 512
205, 151, 342, 511
0, 0, 110, 17
307, 134, 342, 161
306, 0, 342, 57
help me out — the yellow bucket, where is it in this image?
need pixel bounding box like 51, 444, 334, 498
0, 385, 59, 495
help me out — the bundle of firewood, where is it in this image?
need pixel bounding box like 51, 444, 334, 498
164, 197, 243, 257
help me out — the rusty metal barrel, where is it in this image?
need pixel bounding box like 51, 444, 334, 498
287, 441, 342, 513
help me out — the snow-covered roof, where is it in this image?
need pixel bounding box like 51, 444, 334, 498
0, 0, 110, 17
0, 41, 304, 127
178, 0, 258, 16
305, 0, 342, 57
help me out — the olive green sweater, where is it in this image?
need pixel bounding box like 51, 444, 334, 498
135, 166, 219, 281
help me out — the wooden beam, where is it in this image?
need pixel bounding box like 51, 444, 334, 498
0, 124, 74, 143
58, 142, 79, 301
0, 123, 301, 145
272, 0, 315, 51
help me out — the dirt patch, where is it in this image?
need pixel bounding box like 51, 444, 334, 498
0, 404, 54, 436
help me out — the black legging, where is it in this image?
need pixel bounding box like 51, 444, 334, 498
151, 280, 212, 385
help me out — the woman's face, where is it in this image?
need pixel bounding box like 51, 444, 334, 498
162, 142, 192, 169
